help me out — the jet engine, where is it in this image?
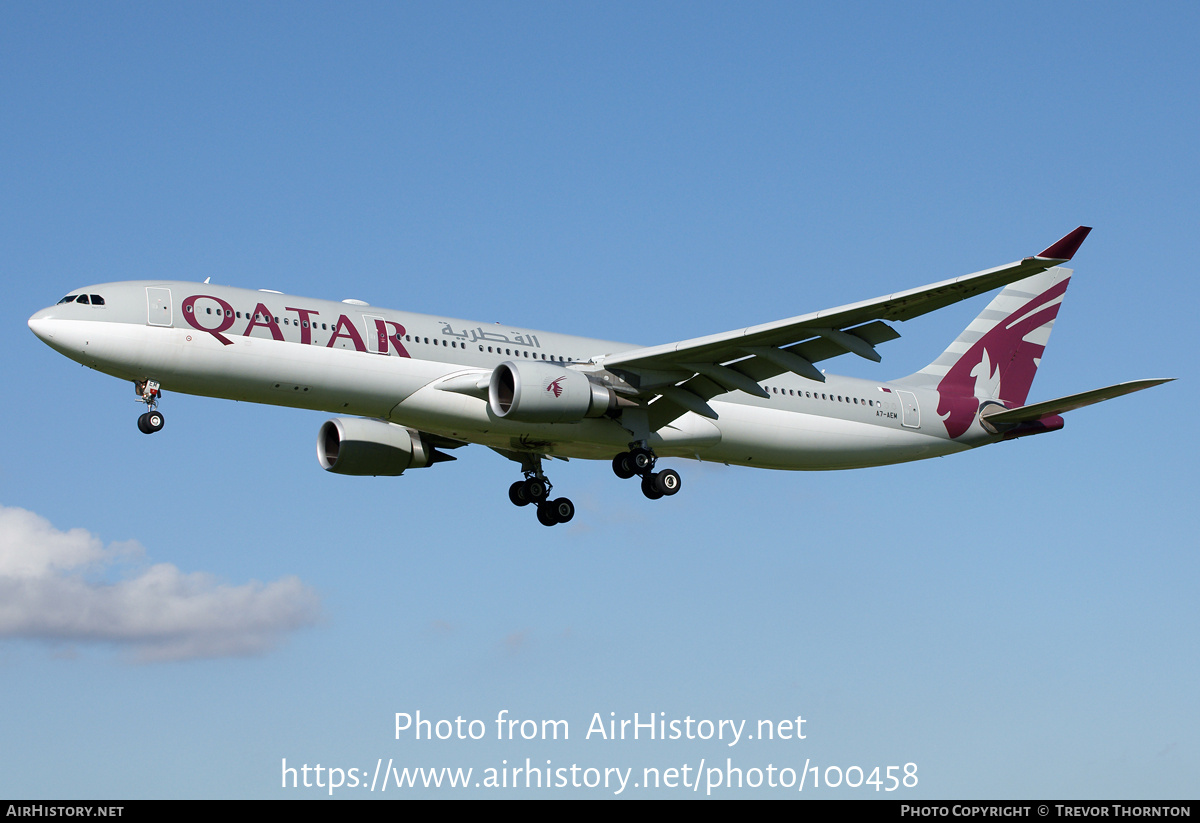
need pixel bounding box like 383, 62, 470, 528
488, 360, 618, 423
317, 418, 450, 475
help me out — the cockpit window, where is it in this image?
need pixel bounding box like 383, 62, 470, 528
54, 293, 105, 306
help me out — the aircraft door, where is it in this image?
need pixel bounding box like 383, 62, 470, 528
364, 315, 387, 353
896, 389, 921, 428
146, 287, 172, 326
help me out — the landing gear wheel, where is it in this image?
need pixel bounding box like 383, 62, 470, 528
548, 497, 575, 524
137, 412, 164, 434
509, 481, 531, 507
641, 473, 664, 500
524, 478, 548, 502
630, 447, 655, 475
536, 502, 558, 527
612, 453, 636, 480
654, 468, 681, 496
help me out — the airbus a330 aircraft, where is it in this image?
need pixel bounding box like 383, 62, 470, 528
28, 227, 1169, 526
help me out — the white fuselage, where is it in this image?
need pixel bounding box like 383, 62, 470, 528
28, 280, 980, 471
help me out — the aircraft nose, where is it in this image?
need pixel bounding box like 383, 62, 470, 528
28, 307, 56, 343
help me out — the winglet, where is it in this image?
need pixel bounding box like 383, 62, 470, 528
1036, 226, 1092, 260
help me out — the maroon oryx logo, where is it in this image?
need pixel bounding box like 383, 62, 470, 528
546, 377, 565, 398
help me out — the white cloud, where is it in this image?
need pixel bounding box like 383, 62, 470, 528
0, 505, 321, 662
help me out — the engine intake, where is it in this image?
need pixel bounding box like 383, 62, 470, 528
488, 361, 617, 423
318, 418, 448, 475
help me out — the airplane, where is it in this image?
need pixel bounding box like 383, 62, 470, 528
27, 226, 1171, 526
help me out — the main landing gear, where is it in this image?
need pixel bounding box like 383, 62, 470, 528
507, 455, 575, 527
612, 445, 681, 500
134, 380, 164, 434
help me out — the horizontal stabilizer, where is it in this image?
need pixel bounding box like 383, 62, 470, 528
980, 378, 1173, 429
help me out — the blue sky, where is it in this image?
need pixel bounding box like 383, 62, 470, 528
1, 2, 1195, 798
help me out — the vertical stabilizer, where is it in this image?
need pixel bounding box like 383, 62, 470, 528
896, 267, 1072, 438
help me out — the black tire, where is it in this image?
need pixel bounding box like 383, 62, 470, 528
549, 497, 575, 524
630, 447, 655, 474
509, 481, 531, 507
137, 413, 151, 434
146, 411, 164, 433
612, 453, 636, 480
654, 468, 681, 496
641, 473, 664, 500
536, 503, 558, 526
524, 479, 548, 502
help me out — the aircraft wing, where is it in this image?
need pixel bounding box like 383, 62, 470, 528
594, 227, 1092, 426
601, 226, 1091, 377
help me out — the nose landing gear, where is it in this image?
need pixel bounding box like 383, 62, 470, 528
134, 380, 164, 434
613, 445, 681, 500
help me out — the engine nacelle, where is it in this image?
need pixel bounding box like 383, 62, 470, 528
488, 361, 617, 423
317, 418, 439, 476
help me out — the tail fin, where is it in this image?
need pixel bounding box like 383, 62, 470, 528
896, 267, 1072, 437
